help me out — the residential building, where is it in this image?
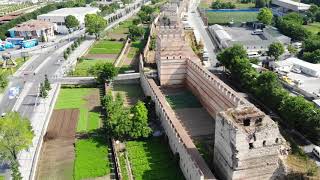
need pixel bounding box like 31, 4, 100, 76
8, 19, 56, 41
37, 7, 99, 34
272, 0, 310, 15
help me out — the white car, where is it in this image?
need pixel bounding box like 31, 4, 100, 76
291, 68, 301, 73
1, 112, 6, 117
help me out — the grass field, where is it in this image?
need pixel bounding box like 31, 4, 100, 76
199, 0, 254, 9
74, 136, 110, 180
112, 19, 133, 34
0, 176, 4, 180
72, 59, 114, 76
165, 90, 202, 109
207, 11, 258, 24
55, 88, 100, 132
126, 138, 185, 180
89, 40, 124, 54
303, 23, 320, 35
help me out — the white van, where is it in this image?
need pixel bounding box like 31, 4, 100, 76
251, 29, 263, 35
312, 146, 320, 159
247, 51, 260, 58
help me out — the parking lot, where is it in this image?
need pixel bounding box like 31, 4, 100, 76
287, 72, 320, 96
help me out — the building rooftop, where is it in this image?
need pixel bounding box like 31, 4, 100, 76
38, 7, 99, 17
9, 19, 54, 31
272, 0, 311, 11
277, 57, 320, 72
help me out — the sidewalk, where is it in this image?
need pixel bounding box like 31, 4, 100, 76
17, 83, 61, 180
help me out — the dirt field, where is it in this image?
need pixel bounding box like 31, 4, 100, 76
36, 109, 79, 180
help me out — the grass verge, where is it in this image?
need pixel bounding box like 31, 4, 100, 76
303, 23, 320, 35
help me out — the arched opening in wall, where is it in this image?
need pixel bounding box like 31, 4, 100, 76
180, 56, 181, 59
249, 143, 254, 149
253, 134, 256, 141
167, 57, 168, 59
243, 119, 250, 126
263, 140, 266, 147
275, 138, 279, 144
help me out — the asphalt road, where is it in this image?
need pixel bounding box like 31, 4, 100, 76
188, 0, 217, 69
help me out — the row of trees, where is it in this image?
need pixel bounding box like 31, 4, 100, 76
39, 74, 51, 98
137, 5, 157, 24
84, 14, 106, 39
102, 92, 152, 139
217, 45, 320, 144
96, 2, 121, 17
63, 35, 86, 60
301, 35, 320, 63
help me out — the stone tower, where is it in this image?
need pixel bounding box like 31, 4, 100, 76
213, 106, 288, 180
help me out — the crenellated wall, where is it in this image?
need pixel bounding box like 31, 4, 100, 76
139, 58, 216, 180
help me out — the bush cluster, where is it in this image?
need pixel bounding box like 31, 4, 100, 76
211, 0, 236, 9
218, 45, 320, 144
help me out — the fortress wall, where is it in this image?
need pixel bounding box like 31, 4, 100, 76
158, 58, 187, 86
140, 58, 216, 180
185, 59, 247, 115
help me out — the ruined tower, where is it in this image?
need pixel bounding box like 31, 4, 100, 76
214, 106, 288, 180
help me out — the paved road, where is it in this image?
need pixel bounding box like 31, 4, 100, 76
188, 0, 217, 69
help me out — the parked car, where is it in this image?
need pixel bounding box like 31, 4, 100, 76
312, 146, 320, 159
291, 68, 301, 73
251, 29, 263, 35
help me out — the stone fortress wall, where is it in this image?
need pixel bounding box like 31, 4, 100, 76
139, 58, 216, 180
139, 0, 289, 179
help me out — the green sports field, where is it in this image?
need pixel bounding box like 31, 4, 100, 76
206, 11, 258, 25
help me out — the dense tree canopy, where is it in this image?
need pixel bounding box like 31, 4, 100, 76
0, 112, 34, 179
257, 7, 273, 25
103, 93, 152, 139
89, 62, 118, 84
211, 0, 236, 9
65, 15, 80, 32
217, 45, 320, 144
267, 42, 285, 60
128, 25, 145, 41
84, 14, 106, 39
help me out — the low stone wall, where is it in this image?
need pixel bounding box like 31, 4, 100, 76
139, 58, 215, 180
143, 15, 159, 62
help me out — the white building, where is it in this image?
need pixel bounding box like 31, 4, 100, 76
272, 57, 320, 77
272, 0, 310, 16
37, 7, 99, 34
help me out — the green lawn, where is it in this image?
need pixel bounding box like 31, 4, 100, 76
112, 84, 143, 100
74, 136, 110, 180
72, 59, 114, 76
207, 11, 258, 25
55, 88, 100, 132
0, 176, 4, 180
112, 19, 133, 34
199, 0, 254, 9
89, 40, 124, 54
303, 23, 320, 35
126, 138, 185, 180
165, 90, 202, 109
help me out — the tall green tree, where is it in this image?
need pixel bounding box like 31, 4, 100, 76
89, 62, 118, 84
39, 83, 48, 98
84, 14, 106, 39
0, 112, 34, 180
257, 7, 273, 25
65, 15, 80, 33
267, 42, 285, 60
128, 25, 145, 41
129, 101, 152, 138
44, 74, 51, 91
